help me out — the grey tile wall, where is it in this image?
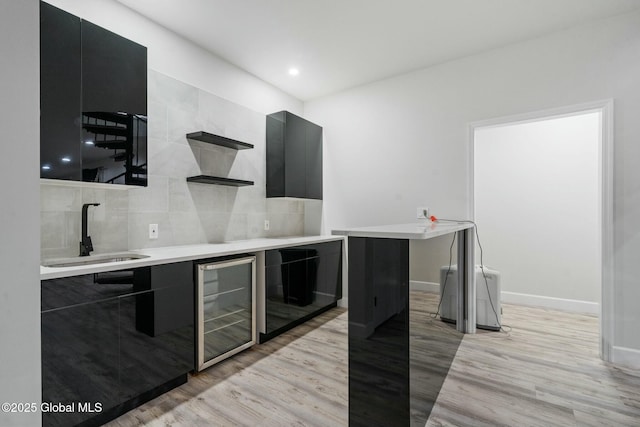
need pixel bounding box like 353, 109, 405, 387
40, 70, 305, 259
40, 184, 129, 258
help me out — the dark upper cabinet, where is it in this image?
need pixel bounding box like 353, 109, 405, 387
266, 111, 322, 199
40, 1, 147, 186
40, 1, 82, 181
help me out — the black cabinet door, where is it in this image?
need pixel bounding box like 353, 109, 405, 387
265, 258, 316, 335
263, 242, 342, 341
40, 2, 147, 186
314, 241, 342, 305
41, 264, 193, 426
266, 111, 323, 199
81, 20, 147, 186
123, 262, 194, 398
283, 113, 307, 198
266, 112, 286, 197
305, 121, 323, 200
42, 299, 120, 427
40, 2, 82, 181
265, 262, 290, 334
119, 288, 193, 401
135, 262, 194, 336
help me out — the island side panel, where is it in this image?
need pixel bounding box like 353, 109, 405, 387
348, 237, 410, 426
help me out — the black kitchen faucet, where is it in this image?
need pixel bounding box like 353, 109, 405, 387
79, 203, 100, 256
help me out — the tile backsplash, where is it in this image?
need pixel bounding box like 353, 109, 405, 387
41, 70, 305, 259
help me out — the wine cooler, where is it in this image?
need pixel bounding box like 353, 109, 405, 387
195, 255, 256, 371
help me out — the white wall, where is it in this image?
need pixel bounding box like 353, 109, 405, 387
474, 112, 600, 305
0, 1, 41, 426
305, 10, 640, 354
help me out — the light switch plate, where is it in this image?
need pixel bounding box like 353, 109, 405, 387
264, 219, 270, 231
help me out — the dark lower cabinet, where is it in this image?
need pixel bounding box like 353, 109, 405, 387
41, 300, 120, 427
260, 241, 342, 342
41, 262, 194, 427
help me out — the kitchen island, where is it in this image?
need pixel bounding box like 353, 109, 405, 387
333, 222, 475, 426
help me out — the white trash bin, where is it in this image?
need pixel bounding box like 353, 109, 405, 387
439, 265, 501, 330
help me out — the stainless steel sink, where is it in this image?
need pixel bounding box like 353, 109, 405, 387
42, 252, 150, 268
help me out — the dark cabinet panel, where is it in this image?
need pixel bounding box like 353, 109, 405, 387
40, 1, 147, 186
266, 111, 286, 196
41, 262, 193, 426
41, 271, 136, 311
264, 257, 317, 335
81, 20, 147, 186
316, 247, 342, 305
283, 113, 306, 198
81, 20, 146, 116
40, 2, 82, 181
42, 299, 120, 427
283, 255, 317, 307
120, 288, 193, 401
305, 121, 323, 200
266, 111, 322, 200
347, 237, 410, 427
135, 262, 194, 337
262, 241, 342, 342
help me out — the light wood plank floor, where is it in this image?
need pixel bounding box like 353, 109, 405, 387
426, 296, 640, 427
107, 293, 640, 426
105, 308, 349, 427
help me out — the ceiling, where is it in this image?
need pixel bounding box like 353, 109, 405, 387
116, 0, 640, 101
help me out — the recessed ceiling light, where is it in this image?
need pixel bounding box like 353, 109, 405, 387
288, 68, 300, 76
42, 165, 51, 170
61, 157, 71, 163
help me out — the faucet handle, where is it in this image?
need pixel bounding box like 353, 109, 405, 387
79, 236, 94, 256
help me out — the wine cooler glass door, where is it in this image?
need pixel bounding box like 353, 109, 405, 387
197, 256, 256, 371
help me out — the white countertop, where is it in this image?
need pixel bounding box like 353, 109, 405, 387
41, 235, 344, 280
332, 222, 473, 240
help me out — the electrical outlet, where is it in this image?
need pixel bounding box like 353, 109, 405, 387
416, 207, 429, 219
149, 223, 159, 239
264, 219, 270, 231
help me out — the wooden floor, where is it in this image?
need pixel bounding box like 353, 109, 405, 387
105, 308, 349, 427
427, 296, 640, 427
106, 292, 640, 426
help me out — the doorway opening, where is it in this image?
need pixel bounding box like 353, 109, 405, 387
469, 100, 613, 361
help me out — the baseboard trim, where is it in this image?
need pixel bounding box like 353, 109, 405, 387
611, 346, 640, 370
501, 291, 599, 315
409, 280, 440, 293
409, 281, 599, 315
